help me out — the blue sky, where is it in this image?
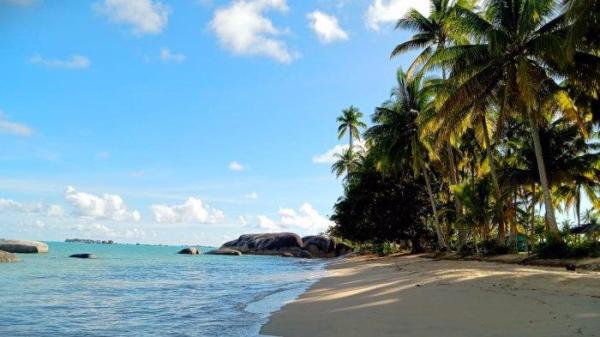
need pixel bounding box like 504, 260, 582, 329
1, 0, 429, 245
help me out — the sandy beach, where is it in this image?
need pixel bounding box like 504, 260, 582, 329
261, 255, 600, 337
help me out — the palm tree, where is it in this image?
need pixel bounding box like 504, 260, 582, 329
331, 147, 362, 182
391, 0, 477, 243
366, 69, 448, 249
436, 0, 595, 233
337, 106, 366, 151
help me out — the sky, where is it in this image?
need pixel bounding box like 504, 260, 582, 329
0, 0, 438, 246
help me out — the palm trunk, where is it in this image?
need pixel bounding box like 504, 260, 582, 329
420, 160, 447, 250
526, 107, 559, 233
347, 132, 353, 181
576, 185, 581, 227
480, 115, 506, 243
442, 65, 465, 247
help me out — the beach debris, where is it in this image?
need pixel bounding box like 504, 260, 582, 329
565, 264, 576, 271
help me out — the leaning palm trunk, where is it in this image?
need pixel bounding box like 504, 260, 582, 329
420, 159, 448, 250
526, 107, 559, 233
480, 115, 506, 242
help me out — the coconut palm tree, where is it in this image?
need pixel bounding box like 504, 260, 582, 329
366, 69, 448, 249
331, 147, 362, 182
391, 0, 478, 243
337, 106, 366, 151
436, 0, 595, 233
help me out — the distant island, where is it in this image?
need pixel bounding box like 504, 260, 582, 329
65, 239, 116, 245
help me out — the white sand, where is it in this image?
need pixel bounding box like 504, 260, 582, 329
261, 254, 600, 337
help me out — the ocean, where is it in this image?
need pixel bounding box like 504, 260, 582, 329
0, 242, 325, 337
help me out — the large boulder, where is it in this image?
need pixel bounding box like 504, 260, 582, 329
0, 239, 48, 254
222, 233, 312, 258
302, 235, 337, 258
0, 250, 18, 263
69, 253, 96, 259
178, 247, 200, 255
205, 248, 242, 256
302, 236, 353, 258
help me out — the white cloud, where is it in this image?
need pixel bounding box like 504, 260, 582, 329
244, 192, 258, 199
124, 227, 146, 239
307, 11, 348, 44
30, 54, 91, 69
0, 111, 33, 137
312, 141, 365, 164
160, 47, 186, 63
228, 161, 244, 171
151, 197, 225, 224
94, 0, 170, 35
256, 203, 333, 233
64, 186, 141, 222
209, 0, 297, 63
365, 0, 431, 31
0, 198, 64, 217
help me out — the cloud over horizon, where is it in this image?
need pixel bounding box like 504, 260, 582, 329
151, 197, 225, 224
64, 186, 142, 222
0, 111, 34, 137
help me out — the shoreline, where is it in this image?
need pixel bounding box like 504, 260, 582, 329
260, 254, 600, 337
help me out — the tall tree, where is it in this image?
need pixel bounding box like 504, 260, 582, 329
366, 69, 448, 249
391, 0, 477, 243
337, 106, 366, 150
436, 0, 597, 233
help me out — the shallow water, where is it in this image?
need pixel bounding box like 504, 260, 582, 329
0, 242, 325, 337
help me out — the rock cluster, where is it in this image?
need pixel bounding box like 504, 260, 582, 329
0, 240, 48, 254
205, 248, 243, 256
0, 250, 18, 263
220, 233, 351, 258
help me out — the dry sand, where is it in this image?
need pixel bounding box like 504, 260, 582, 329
261, 254, 600, 337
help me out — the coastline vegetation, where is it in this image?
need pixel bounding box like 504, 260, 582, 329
329, 0, 600, 258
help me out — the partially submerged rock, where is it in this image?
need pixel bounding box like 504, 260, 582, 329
0, 239, 48, 254
0, 250, 18, 263
69, 253, 96, 259
205, 248, 242, 256
178, 247, 200, 255
222, 233, 312, 258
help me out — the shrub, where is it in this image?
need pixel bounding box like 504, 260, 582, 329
481, 240, 509, 256
535, 235, 570, 259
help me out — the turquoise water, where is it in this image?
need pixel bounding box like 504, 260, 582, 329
0, 242, 325, 337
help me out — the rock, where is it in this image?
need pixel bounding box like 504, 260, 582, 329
69, 253, 96, 259
0, 250, 18, 263
301, 235, 353, 258
205, 248, 242, 256
178, 247, 200, 255
302, 235, 337, 258
565, 263, 577, 271
281, 252, 294, 257
0, 239, 48, 253
222, 233, 314, 258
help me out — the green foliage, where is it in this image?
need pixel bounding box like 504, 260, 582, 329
330, 155, 434, 252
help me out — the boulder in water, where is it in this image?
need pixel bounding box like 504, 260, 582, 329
69, 253, 96, 259
221, 233, 312, 258
178, 247, 200, 255
205, 248, 242, 256
302, 235, 337, 258
0, 239, 48, 254
0, 250, 18, 263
